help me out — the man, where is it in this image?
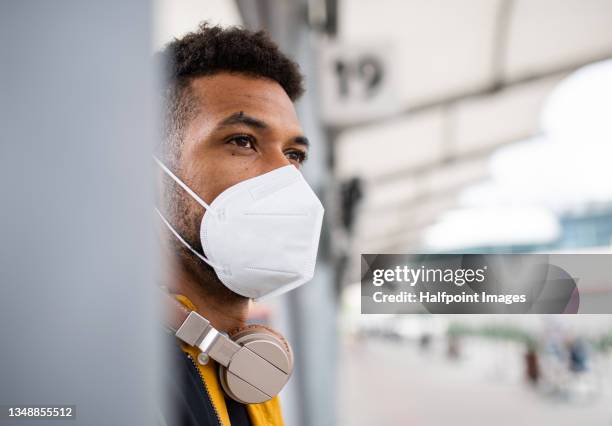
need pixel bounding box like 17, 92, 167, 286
156, 24, 324, 425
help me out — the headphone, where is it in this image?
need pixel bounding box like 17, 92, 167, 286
167, 296, 294, 404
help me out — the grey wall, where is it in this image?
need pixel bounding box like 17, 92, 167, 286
0, 2, 159, 425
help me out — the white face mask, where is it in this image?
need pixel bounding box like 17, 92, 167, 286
155, 157, 324, 300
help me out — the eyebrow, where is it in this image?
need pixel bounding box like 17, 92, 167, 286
293, 136, 310, 147
217, 111, 309, 148
217, 111, 268, 129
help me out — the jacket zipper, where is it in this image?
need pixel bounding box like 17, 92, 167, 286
187, 353, 224, 426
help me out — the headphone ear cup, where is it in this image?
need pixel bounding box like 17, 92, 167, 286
218, 324, 294, 404
229, 324, 294, 367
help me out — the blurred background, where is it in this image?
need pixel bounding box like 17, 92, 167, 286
2, 1, 610, 426
155, 1, 612, 425
155, 0, 612, 425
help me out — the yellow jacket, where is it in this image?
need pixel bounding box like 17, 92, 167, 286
175, 295, 285, 426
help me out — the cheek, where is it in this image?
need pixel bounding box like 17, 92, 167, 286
183, 144, 263, 206
193, 155, 252, 204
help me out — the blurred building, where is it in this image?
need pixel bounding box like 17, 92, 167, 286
331, 1, 612, 288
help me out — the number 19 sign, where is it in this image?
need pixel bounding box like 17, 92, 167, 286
318, 41, 401, 126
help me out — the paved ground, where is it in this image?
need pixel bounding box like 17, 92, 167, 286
337, 336, 612, 426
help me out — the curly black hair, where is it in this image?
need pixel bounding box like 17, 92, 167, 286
158, 23, 304, 166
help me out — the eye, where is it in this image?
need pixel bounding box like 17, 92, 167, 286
227, 134, 256, 150
285, 150, 308, 164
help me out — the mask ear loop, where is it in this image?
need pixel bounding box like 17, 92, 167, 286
155, 207, 221, 270
153, 156, 220, 270
153, 156, 216, 215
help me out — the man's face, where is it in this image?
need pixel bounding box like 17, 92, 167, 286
179, 73, 307, 207
169, 73, 308, 269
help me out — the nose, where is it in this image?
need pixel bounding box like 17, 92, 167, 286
258, 148, 293, 175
